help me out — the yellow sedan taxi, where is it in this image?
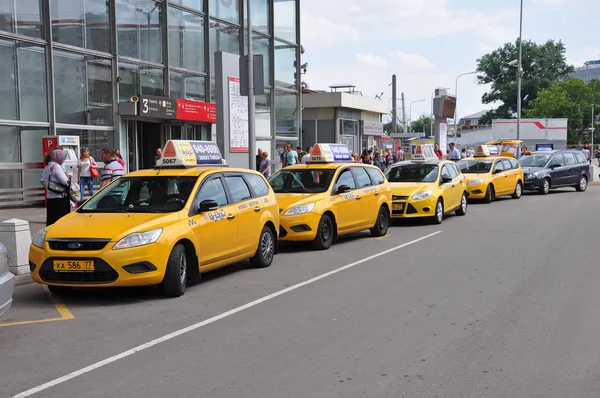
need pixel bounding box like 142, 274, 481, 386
29, 140, 280, 297
456, 145, 524, 203
267, 143, 392, 250
384, 144, 468, 224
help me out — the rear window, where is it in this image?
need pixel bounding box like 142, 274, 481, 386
574, 152, 586, 164
245, 173, 269, 197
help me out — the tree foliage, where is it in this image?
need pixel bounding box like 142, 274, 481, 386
526, 78, 600, 144
476, 39, 574, 125
409, 115, 433, 135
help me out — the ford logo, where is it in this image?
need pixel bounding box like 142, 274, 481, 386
68, 243, 81, 249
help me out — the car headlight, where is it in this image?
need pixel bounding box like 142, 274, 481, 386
32, 229, 47, 249
284, 203, 316, 216
113, 228, 163, 250
468, 178, 484, 186
411, 190, 432, 201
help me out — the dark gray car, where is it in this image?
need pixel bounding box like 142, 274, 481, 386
520, 150, 589, 194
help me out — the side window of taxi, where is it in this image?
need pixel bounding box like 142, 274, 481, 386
334, 169, 356, 193
365, 167, 385, 185
493, 160, 504, 173
509, 158, 519, 169
225, 175, 252, 203
501, 159, 513, 170
194, 178, 228, 209
449, 164, 460, 178
244, 173, 269, 197
440, 165, 452, 180
352, 166, 372, 188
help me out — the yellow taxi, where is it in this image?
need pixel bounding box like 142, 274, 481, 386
456, 145, 525, 203
29, 140, 280, 298
384, 144, 468, 224
267, 143, 392, 250
485, 140, 522, 158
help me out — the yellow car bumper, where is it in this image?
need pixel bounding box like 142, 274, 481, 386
29, 241, 172, 288
390, 196, 438, 219
278, 213, 321, 242
466, 185, 487, 199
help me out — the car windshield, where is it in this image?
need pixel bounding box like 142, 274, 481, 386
457, 159, 493, 173
519, 154, 551, 167
385, 163, 438, 183
268, 169, 335, 193
79, 176, 198, 213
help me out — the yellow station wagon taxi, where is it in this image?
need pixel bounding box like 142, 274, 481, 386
384, 144, 468, 224
456, 145, 524, 203
267, 143, 392, 250
29, 140, 280, 297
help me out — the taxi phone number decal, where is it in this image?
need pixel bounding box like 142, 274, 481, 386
208, 209, 226, 221
342, 192, 355, 200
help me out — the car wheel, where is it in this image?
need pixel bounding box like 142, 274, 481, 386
161, 243, 187, 298
512, 181, 523, 199
539, 178, 550, 195
47, 285, 73, 295
455, 193, 467, 216
312, 214, 334, 250
250, 226, 275, 268
430, 199, 444, 225
483, 185, 494, 203
370, 206, 390, 237
576, 176, 588, 192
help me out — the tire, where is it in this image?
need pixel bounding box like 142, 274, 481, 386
47, 285, 73, 295
370, 206, 390, 237
455, 193, 467, 216
483, 185, 494, 203
250, 226, 275, 268
512, 181, 523, 199
539, 178, 550, 195
430, 199, 444, 225
576, 175, 588, 192
312, 214, 335, 250
161, 243, 187, 298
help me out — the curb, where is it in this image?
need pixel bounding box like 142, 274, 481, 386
15, 274, 34, 287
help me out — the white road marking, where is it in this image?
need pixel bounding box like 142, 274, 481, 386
13, 231, 442, 398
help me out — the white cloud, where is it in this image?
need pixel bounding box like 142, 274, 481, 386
300, 15, 359, 48
356, 53, 388, 68
389, 51, 434, 70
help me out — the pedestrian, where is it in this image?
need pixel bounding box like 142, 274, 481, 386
397, 147, 405, 161
448, 142, 461, 161
301, 146, 312, 163
461, 148, 467, 158
581, 144, 591, 163
259, 151, 271, 178
434, 143, 443, 159
43, 149, 71, 226
256, 148, 263, 171
77, 147, 98, 202
373, 152, 385, 171
98, 148, 125, 207
115, 149, 126, 167
154, 147, 162, 166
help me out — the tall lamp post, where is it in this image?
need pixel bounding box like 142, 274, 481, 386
409, 99, 425, 133
516, 0, 524, 149
454, 71, 477, 137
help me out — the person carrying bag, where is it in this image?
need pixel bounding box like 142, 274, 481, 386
43, 149, 71, 226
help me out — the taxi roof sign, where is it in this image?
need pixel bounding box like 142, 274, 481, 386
156, 140, 224, 167
306, 143, 352, 163
412, 144, 438, 161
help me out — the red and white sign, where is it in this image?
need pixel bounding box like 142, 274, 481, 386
175, 99, 217, 123
42, 136, 58, 158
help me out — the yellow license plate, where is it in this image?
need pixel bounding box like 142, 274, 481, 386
393, 203, 404, 211
53, 260, 95, 272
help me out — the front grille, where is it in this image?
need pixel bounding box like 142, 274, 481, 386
48, 239, 110, 251
39, 258, 118, 284
392, 195, 409, 200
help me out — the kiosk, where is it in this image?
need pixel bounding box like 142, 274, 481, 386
42, 135, 81, 175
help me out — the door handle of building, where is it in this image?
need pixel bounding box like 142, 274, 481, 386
227, 214, 235, 220
254, 206, 261, 212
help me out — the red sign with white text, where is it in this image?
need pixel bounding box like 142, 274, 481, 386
176, 99, 217, 123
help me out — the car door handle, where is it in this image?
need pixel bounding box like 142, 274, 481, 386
254, 206, 261, 212
227, 214, 235, 220
374, 191, 379, 195
356, 195, 362, 200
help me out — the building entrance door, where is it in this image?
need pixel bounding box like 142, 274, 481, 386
137, 121, 162, 169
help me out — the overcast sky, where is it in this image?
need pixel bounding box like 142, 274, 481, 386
300, 0, 599, 123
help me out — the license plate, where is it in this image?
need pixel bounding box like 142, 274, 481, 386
393, 203, 404, 211
53, 260, 95, 272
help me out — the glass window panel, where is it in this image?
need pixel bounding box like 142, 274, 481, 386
18, 45, 48, 122
20, 128, 48, 162
0, 126, 19, 162
273, 0, 295, 43
168, 6, 205, 72
51, 0, 84, 48
256, 89, 271, 138
274, 40, 296, 89
275, 90, 297, 140
0, 0, 44, 38
244, 32, 270, 86
85, 0, 111, 52
210, 75, 216, 102
0, 40, 18, 120
170, 71, 206, 101
171, 0, 203, 12
118, 62, 140, 102
141, 67, 164, 96
209, 19, 240, 74
116, 0, 163, 63
57, 128, 116, 161
88, 58, 113, 125
209, 0, 239, 24
243, 0, 269, 35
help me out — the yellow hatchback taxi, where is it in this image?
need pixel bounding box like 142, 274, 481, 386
267, 143, 392, 250
384, 144, 468, 224
29, 140, 279, 298
456, 145, 525, 203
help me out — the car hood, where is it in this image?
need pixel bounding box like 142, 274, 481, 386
389, 182, 434, 197
521, 166, 544, 174
463, 173, 489, 181
275, 193, 326, 212
45, 212, 180, 241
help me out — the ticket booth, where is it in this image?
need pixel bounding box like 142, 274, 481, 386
42, 135, 81, 175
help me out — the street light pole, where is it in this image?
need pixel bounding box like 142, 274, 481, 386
409, 99, 425, 133
247, 0, 256, 170
454, 71, 477, 137
516, 0, 524, 146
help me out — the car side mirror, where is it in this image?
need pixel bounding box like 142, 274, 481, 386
198, 199, 219, 213
336, 185, 351, 194
441, 175, 452, 184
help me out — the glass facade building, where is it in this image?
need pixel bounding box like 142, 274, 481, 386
567, 61, 600, 84
0, 0, 301, 206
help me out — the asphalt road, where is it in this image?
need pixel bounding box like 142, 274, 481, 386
2, 185, 600, 397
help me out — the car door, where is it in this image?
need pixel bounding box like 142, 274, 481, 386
573, 151, 590, 182
548, 153, 567, 186
350, 166, 376, 227
501, 159, 517, 192
491, 159, 509, 195
331, 167, 363, 232
440, 164, 460, 209
561, 152, 578, 185
189, 176, 239, 267
223, 173, 257, 256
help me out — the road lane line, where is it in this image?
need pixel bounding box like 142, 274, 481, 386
0, 286, 74, 328
13, 230, 441, 398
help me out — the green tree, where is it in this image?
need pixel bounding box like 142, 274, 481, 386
409, 115, 433, 135
526, 78, 600, 144
476, 39, 574, 125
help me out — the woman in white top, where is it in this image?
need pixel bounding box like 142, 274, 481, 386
42, 149, 70, 226
77, 147, 97, 201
